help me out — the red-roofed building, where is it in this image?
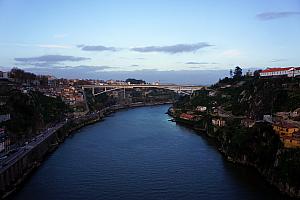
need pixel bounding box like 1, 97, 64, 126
179, 113, 201, 122
273, 121, 300, 137
260, 67, 300, 77
280, 132, 300, 148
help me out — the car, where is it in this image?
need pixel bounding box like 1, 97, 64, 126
0, 155, 7, 160
8, 149, 17, 154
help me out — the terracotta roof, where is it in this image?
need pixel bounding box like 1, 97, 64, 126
260, 67, 300, 73
261, 67, 292, 73
180, 113, 195, 120
275, 121, 299, 129
282, 135, 300, 141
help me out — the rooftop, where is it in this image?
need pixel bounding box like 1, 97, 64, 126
261, 67, 300, 73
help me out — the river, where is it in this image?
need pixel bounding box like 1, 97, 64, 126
12, 105, 287, 200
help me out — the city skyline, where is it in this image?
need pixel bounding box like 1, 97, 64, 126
0, 0, 300, 84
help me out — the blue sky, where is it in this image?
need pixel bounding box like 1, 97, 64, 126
0, 0, 299, 84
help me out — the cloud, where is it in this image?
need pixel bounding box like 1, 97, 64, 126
21, 65, 114, 78
58, 65, 114, 72
0, 43, 72, 49
271, 58, 288, 63
256, 11, 300, 20
78, 44, 117, 52
189, 66, 205, 69
15, 55, 90, 63
185, 62, 218, 65
15, 55, 91, 68
37, 44, 71, 49
61, 65, 112, 69
222, 49, 241, 58
131, 42, 212, 54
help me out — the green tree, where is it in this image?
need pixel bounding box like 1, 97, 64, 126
229, 69, 233, 77
233, 66, 242, 79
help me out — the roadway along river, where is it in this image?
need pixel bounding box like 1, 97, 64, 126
13, 105, 287, 200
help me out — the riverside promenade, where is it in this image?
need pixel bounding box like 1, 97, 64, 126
0, 122, 65, 173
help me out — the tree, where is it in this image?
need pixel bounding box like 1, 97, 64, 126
125, 78, 146, 84
10, 67, 36, 83
254, 70, 262, 77
233, 66, 242, 79
229, 69, 233, 78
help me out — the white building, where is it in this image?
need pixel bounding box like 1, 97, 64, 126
0, 114, 10, 123
0, 71, 9, 79
260, 67, 300, 77
196, 106, 207, 112
212, 118, 226, 127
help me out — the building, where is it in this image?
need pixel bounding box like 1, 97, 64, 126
260, 67, 300, 77
263, 115, 273, 123
179, 113, 201, 122
280, 132, 300, 148
195, 106, 207, 112
241, 118, 255, 128
0, 71, 9, 79
0, 114, 10, 123
208, 90, 217, 97
273, 121, 299, 137
75, 94, 84, 102
212, 118, 226, 127
291, 108, 300, 119
0, 128, 10, 153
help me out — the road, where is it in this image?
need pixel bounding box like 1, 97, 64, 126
0, 122, 65, 173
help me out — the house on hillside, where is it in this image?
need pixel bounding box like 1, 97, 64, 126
241, 118, 255, 128
291, 108, 300, 119
0, 128, 10, 153
273, 121, 299, 137
0, 114, 10, 123
0, 71, 9, 79
281, 133, 300, 148
260, 67, 300, 77
179, 113, 201, 122
212, 118, 226, 127
195, 106, 207, 112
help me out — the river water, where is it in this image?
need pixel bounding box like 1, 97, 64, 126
13, 105, 286, 200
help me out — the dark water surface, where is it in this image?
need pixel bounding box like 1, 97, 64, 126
13, 105, 287, 200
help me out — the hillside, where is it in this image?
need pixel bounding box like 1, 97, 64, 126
171, 75, 300, 198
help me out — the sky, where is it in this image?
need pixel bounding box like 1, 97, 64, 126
0, 0, 299, 84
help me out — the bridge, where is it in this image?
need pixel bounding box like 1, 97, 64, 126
81, 84, 205, 96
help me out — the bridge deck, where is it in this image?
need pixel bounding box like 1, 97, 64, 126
81, 84, 204, 89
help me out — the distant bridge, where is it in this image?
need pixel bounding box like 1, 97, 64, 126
81, 84, 205, 96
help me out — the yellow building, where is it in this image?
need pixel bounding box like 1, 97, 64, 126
273, 122, 299, 137
281, 135, 300, 148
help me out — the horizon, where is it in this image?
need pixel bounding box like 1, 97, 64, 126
1, 66, 259, 85
0, 0, 300, 84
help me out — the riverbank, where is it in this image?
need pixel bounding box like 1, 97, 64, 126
167, 110, 299, 199
0, 101, 172, 199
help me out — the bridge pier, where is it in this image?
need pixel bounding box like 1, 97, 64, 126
123, 87, 126, 99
